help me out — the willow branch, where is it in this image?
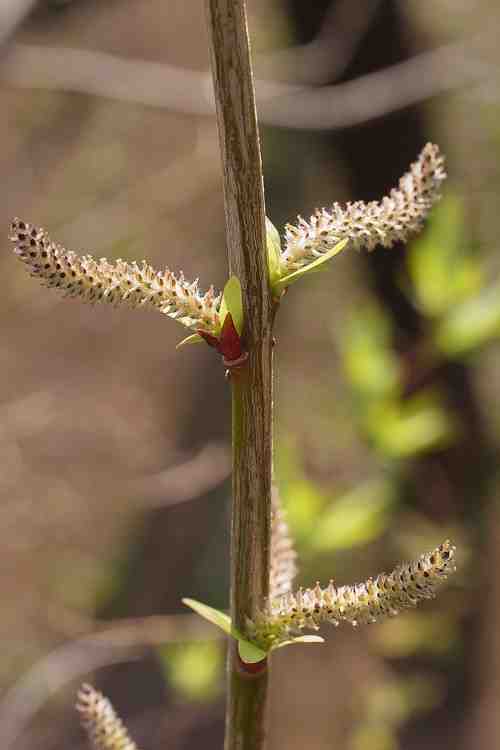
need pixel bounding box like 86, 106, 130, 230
1, 33, 494, 130
205, 1, 273, 749
0, 0, 37, 46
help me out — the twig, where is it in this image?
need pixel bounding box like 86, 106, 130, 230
0, 33, 495, 130
253, 0, 381, 84
205, 1, 272, 748
125, 442, 230, 508
0, 614, 219, 749
0, 0, 37, 46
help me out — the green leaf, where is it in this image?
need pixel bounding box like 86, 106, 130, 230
266, 217, 282, 287
273, 239, 348, 294
176, 333, 204, 349
183, 598, 268, 664
271, 635, 324, 651
182, 598, 232, 636
219, 276, 244, 335
237, 639, 267, 664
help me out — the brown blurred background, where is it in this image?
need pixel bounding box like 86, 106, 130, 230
1, 1, 500, 749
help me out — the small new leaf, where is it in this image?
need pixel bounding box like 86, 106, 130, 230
219, 276, 244, 335
273, 238, 348, 294
238, 639, 267, 664
183, 598, 267, 664
176, 333, 204, 349
266, 217, 282, 287
182, 598, 232, 636
271, 635, 324, 651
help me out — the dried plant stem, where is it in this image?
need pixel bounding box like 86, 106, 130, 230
205, 1, 273, 749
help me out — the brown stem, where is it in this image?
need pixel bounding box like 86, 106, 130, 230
204, 1, 274, 749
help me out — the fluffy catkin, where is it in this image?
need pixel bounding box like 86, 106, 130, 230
10, 219, 220, 334
250, 540, 456, 650
269, 486, 297, 599
76, 684, 139, 750
281, 143, 446, 272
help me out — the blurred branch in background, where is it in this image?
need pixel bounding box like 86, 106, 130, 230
0, 30, 496, 130
253, 0, 382, 84
126, 443, 230, 509
0, 614, 220, 749
0, 0, 37, 45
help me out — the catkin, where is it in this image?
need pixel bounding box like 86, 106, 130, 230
250, 540, 456, 649
269, 486, 298, 599
10, 219, 221, 334
76, 684, 139, 750
281, 143, 446, 272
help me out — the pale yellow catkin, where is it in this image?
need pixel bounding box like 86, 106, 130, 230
250, 540, 456, 650
281, 143, 446, 272
269, 486, 297, 599
76, 684, 140, 750
10, 220, 221, 334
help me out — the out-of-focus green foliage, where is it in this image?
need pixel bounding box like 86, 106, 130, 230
436, 281, 500, 356
49, 554, 130, 613
276, 438, 326, 544
342, 304, 400, 403
158, 641, 222, 702
310, 479, 395, 551
408, 195, 482, 318
366, 675, 443, 727
277, 441, 395, 551
406, 194, 500, 357
349, 675, 443, 750
349, 724, 398, 750
363, 395, 456, 458
371, 611, 460, 658
341, 305, 455, 458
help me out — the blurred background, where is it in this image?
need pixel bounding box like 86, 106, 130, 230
1, 1, 500, 748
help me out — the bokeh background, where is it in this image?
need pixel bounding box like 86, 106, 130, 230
1, 1, 500, 748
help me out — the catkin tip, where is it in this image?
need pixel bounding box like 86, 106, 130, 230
281, 143, 447, 272
76, 683, 139, 750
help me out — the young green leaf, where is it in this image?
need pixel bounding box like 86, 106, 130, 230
219, 276, 244, 335
176, 333, 204, 349
266, 217, 282, 287
183, 598, 268, 664
271, 635, 324, 651
273, 238, 348, 294
182, 598, 232, 636
238, 639, 267, 664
